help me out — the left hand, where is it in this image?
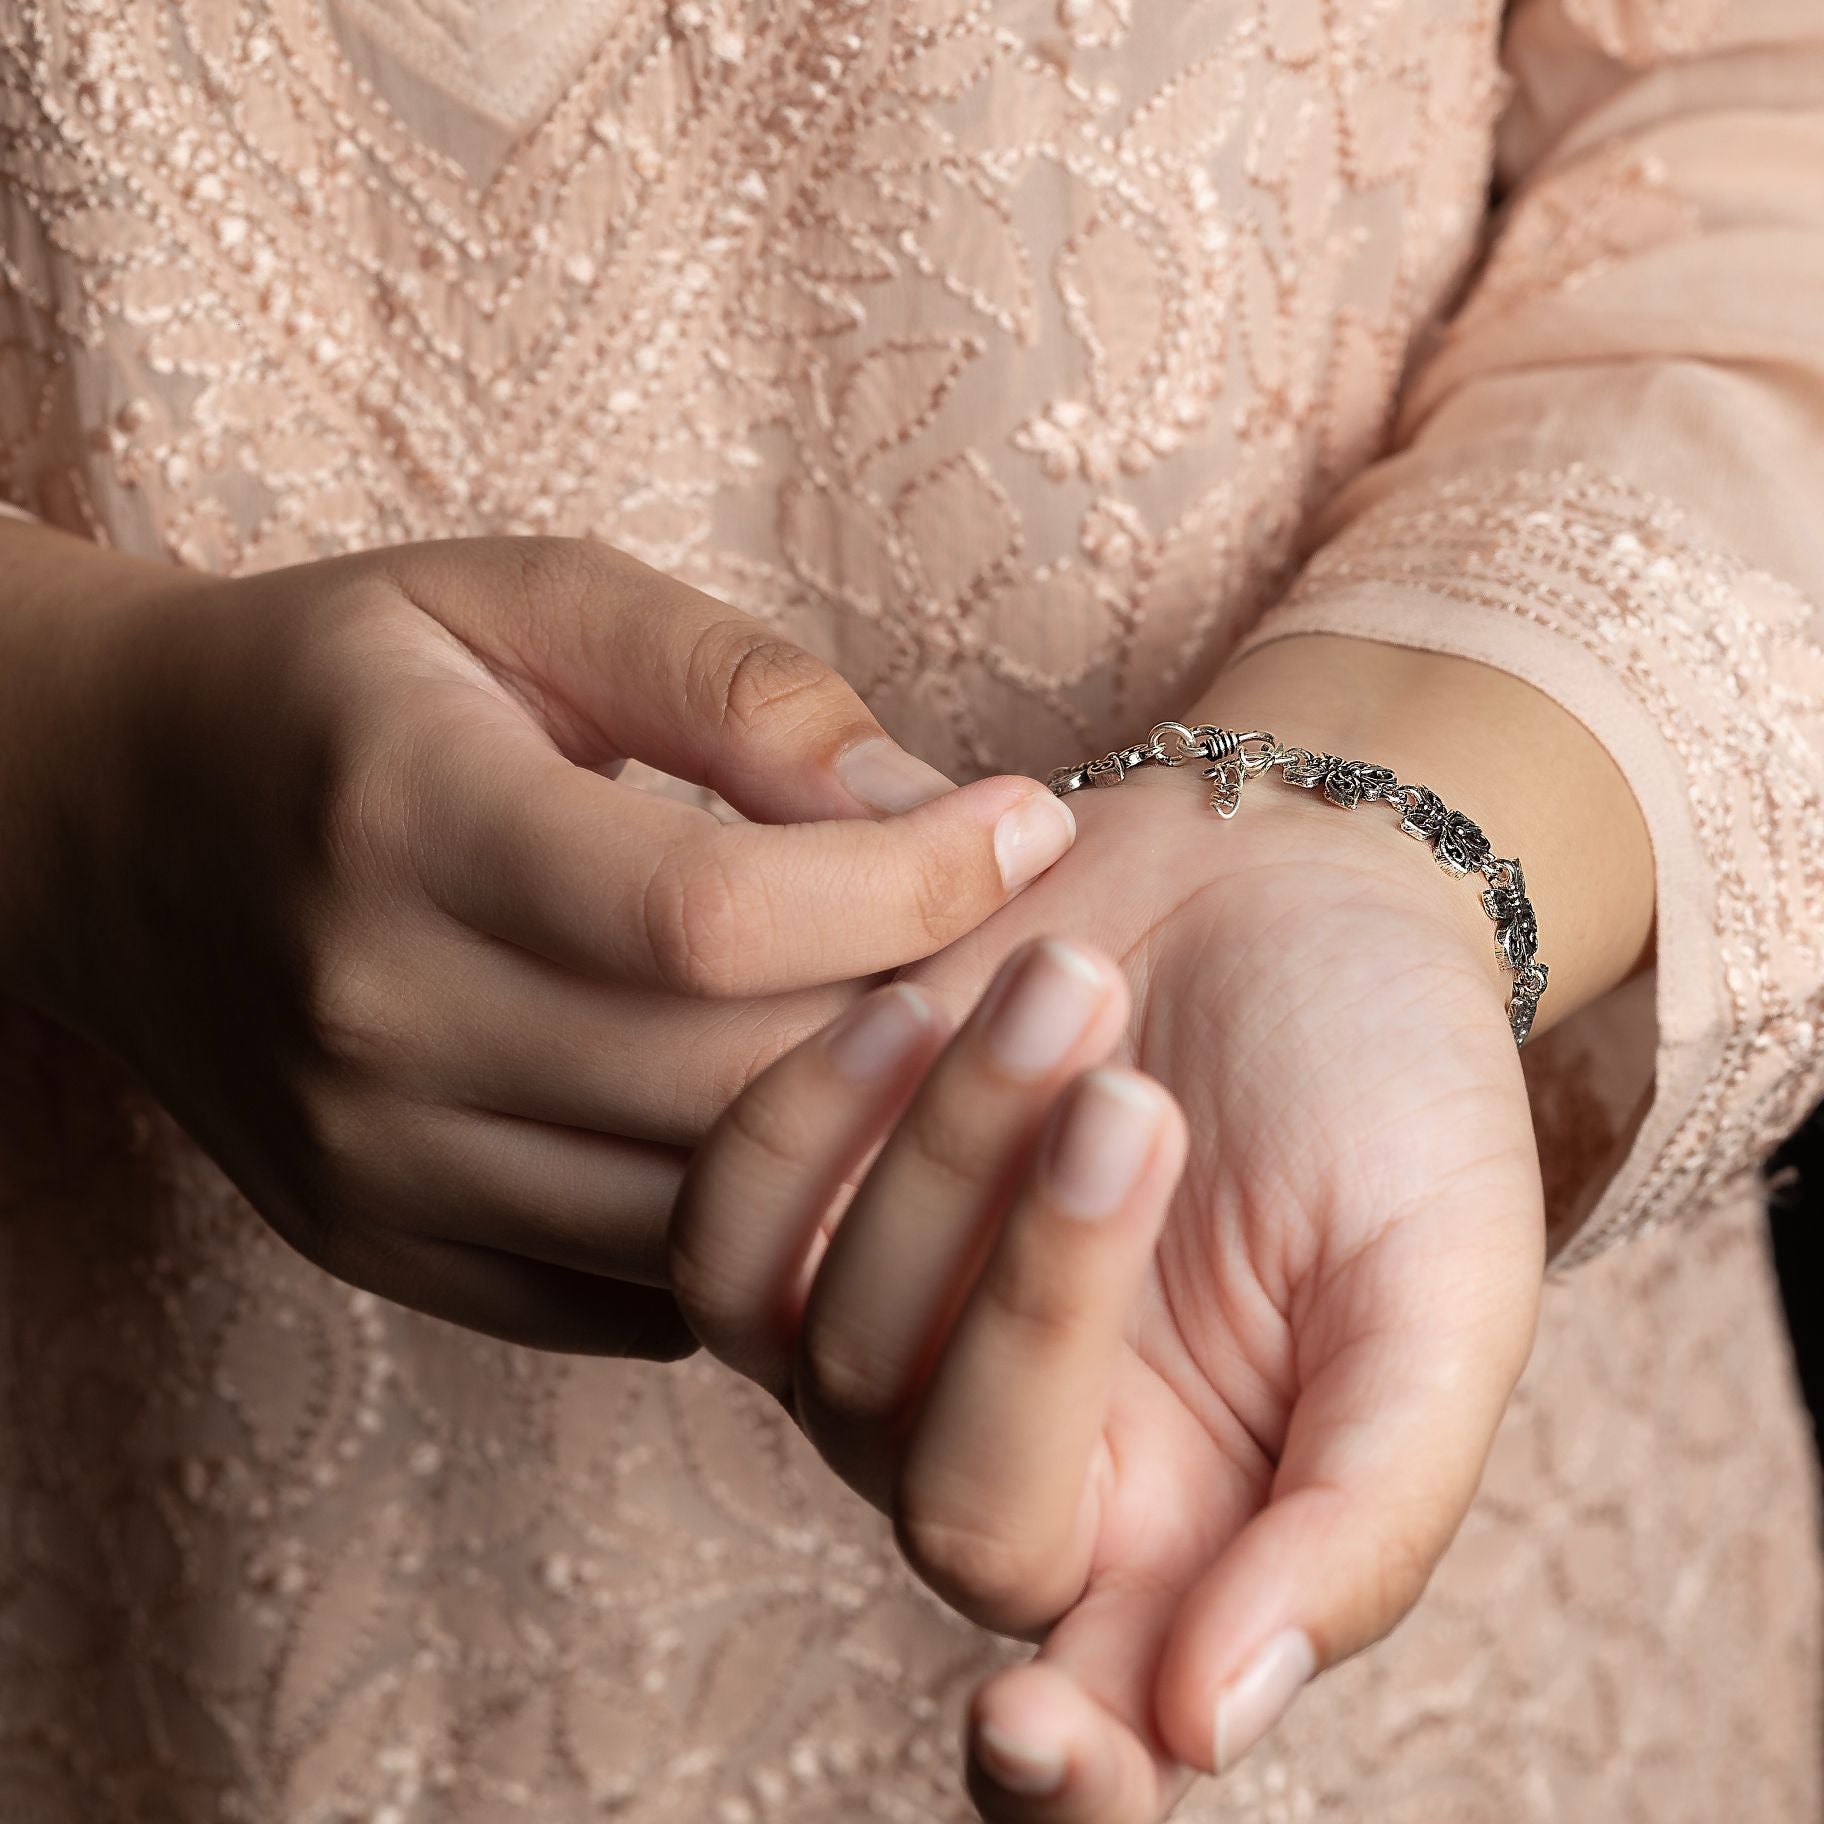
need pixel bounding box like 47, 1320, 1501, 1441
670, 755, 1546, 1821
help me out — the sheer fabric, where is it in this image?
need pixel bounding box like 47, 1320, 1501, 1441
1, 2, 1819, 1816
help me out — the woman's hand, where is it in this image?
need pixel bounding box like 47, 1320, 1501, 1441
672, 801, 1540, 1817
0, 525, 1075, 1355
670, 637, 1655, 1818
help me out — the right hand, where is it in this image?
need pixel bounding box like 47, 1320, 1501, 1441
0, 531, 1076, 1355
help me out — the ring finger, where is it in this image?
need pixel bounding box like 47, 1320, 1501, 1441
382, 1103, 689, 1284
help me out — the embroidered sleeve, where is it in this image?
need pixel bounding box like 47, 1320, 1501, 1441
1231, 0, 1824, 1264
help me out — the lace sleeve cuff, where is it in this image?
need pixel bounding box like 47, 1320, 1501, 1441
1229, 463, 1824, 1267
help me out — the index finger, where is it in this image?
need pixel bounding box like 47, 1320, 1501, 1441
416, 716, 1078, 995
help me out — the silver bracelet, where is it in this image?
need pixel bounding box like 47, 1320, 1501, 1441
1048, 722, 1549, 1048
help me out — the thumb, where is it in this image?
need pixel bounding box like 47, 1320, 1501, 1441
1151, 1206, 1542, 1779
386, 535, 958, 824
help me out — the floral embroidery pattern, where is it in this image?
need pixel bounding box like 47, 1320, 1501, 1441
1264, 464, 1824, 1264
0, 0, 1507, 777
2, 1, 1818, 1821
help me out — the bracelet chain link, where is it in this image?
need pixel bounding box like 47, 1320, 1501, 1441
1047, 722, 1549, 1047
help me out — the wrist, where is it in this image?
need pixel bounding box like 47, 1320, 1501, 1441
1186, 634, 1655, 1033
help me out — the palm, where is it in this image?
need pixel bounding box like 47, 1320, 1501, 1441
898, 772, 1544, 1807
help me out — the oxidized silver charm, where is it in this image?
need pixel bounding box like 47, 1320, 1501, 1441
1396, 785, 1448, 842
1274, 747, 1327, 790
1321, 757, 1400, 810
1203, 759, 1245, 818
1482, 861, 1541, 973
1507, 962, 1549, 1046
1432, 811, 1492, 878
1397, 785, 1493, 877
1277, 752, 1399, 810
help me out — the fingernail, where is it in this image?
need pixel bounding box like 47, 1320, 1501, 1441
1045, 1068, 1166, 1220
824, 984, 934, 1083
993, 791, 1076, 892
984, 938, 1108, 1077
836, 735, 956, 814
1213, 1629, 1316, 1776
975, 1720, 1066, 1796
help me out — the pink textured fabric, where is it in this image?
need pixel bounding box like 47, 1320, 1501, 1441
1, 1, 1820, 1818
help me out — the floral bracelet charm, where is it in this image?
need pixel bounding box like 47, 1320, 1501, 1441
1048, 722, 1549, 1048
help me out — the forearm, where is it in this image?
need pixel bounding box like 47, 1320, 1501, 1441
0, 522, 190, 1000
1189, 634, 1656, 1035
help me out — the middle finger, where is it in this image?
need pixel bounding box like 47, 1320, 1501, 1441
380, 926, 860, 1146
794, 937, 1129, 1508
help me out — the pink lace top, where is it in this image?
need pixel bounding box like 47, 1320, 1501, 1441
1, 1, 1820, 1819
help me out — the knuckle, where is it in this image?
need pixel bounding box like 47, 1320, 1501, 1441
900, 1098, 993, 1202
666, 1220, 777, 1386
903, 842, 977, 945
302, 951, 402, 1072
293, 1086, 405, 1214
690, 622, 839, 745
465, 536, 622, 711
668, 1093, 814, 1336
506, 534, 600, 620
894, 1504, 1036, 1623
976, 1246, 1091, 1348
660, 1207, 735, 1337
309, 687, 414, 879
797, 1322, 900, 1432
1366, 1524, 1435, 1632
320, 746, 402, 882
723, 1073, 817, 1175
641, 846, 754, 996
472, 538, 606, 710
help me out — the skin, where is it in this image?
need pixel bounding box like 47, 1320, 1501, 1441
1, 516, 1657, 1815
672, 638, 1657, 1819
0, 522, 1076, 1354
